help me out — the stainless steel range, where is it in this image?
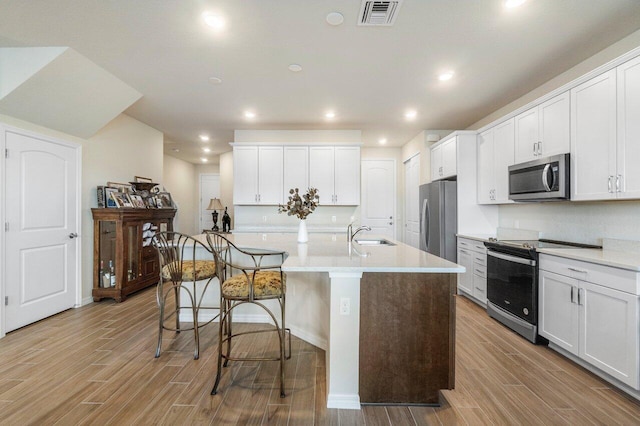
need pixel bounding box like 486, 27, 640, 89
483, 238, 600, 344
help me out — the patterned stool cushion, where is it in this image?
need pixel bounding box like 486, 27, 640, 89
222, 271, 286, 298
161, 260, 216, 282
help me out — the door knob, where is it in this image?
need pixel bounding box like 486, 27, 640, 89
69, 232, 78, 239
389, 222, 393, 225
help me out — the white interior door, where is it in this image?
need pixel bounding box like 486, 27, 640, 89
404, 154, 420, 247
199, 174, 220, 232
4, 127, 80, 333
361, 159, 396, 238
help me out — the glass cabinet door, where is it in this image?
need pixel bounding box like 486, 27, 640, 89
98, 221, 116, 288
126, 223, 140, 282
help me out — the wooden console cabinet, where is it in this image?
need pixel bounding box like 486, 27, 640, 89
92, 208, 176, 302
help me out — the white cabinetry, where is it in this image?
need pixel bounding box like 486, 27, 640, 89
539, 254, 640, 389
283, 146, 309, 192
457, 238, 487, 305
617, 55, 640, 199
233, 146, 283, 205
477, 119, 514, 204
309, 146, 360, 205
514, 92, 570, 164
430, 137, 457, 181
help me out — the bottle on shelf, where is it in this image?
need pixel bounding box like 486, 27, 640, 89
109, 260, 116, 287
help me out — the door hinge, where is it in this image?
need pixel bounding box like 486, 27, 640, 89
4, 296, 7, 306
4, 222, 8, 232
4, 149, 8, 158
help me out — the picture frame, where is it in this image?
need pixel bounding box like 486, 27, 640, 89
104, 187, 119, 208
129, 194, 146, 208
107, 181, 134, 193
111, 191, 133, 208
134, 176, 154, 183
145, 196, 157, 208
156, 192, 173, 208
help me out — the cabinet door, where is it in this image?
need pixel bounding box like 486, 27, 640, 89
456, 248, 474, 294
617, 56, 640, 200
477, 129, 494, 204
430, 144, 442, 181
493, 118, 515, 203
442, 138, 457, 178
334, 146, 360, 205
233, 146, 259, 204
514, 107, 538, 164
309, 146, 335, 205
257, 146, 283, 204
283, 146, 309, 193
580, 281, 639, 388
571, 70, 617, 201
539, 91, 570, 158
539, 270, 579, 355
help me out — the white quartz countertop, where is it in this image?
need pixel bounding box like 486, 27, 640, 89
194, 232, 464, 274
538, 247, 640, 272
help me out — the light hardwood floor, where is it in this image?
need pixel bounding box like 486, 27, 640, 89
0, 289, 639, 425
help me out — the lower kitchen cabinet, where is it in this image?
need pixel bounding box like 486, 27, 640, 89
539, 254, 640, 389
457, 237, 487, 305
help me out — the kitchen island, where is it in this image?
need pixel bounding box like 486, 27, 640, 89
193, 232, 464, 409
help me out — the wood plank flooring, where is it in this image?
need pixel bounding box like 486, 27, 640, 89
0, 289, 638, 425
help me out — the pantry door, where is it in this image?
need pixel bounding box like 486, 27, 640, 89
361, 159, 396, 238
3, 126, 81, 334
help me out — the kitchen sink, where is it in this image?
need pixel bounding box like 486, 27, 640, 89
354, 238, 396, 246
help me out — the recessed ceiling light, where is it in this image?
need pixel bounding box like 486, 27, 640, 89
504, 0, 526, 8
201, 157, 208, 163
203, 12, 225, 30
379, 138, 387, 145
288, 64, 303, 72
244, 111, 256, 119
208, 76, 222, 84
438, 71, 454, 81
404, 110, 417, 120
326, 12, 344, 26
203, 147, 211, 153
199, 134, 210, 142
325, 111, 336, 119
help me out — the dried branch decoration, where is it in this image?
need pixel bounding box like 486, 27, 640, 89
277, 187, 319, 220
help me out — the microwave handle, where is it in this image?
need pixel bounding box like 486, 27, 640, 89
542, 164, 552, 192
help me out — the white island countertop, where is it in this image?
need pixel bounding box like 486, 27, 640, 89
194, 232, 464, 274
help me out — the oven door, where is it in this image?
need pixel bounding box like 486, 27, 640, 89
486, 250, 537, 324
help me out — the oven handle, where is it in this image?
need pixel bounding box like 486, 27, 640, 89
487, 250, 536, 266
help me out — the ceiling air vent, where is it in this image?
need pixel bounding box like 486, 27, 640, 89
358, 1, 403, 26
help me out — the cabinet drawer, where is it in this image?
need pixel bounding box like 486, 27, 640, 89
458, 238, 472, 248
473, 264, 486, 278
473, 242, 487, 252
473, 253, 486, 266
540, 254, 640, 295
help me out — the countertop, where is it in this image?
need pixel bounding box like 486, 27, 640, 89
194, 232, 464, 274
456, 233, 495, 243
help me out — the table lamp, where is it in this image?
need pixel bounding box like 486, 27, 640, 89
207, 198, 224, 231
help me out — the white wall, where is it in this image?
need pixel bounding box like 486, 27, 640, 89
163, 154, 196, 235
401, 130, 453, 185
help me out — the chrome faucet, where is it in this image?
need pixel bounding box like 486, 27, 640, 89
347, 223, 371, 243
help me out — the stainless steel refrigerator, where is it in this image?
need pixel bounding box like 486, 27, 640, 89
419, 181, 457, 262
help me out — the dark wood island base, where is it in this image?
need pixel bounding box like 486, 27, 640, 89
359, 272, 456, 405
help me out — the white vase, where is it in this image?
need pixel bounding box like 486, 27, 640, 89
297, 219, 309, 243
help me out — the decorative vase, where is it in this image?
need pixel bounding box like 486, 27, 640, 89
297, 219, 309, 243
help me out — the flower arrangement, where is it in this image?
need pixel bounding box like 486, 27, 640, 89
278, 187, 319, 220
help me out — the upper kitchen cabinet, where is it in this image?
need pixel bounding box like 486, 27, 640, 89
570, 70, 617, 201
233, 146, 283, 205
617, 55, 640, 200
514, 91, 570, 164
430, 137, 457, 181
477, 119, 514, 204
309, 146, 360, 205
283, 146, 309, 192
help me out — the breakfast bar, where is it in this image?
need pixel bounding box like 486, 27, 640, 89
194, 232, 464, 409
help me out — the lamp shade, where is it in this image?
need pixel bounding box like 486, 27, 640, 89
207, 198, 224, 210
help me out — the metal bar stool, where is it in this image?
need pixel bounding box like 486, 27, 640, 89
152, 231, 219, 359
205, 231, 291, 397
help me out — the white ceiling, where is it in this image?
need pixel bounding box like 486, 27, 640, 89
1, 0, 640, 164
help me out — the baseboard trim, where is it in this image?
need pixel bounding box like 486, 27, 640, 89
326, 393, 361, 410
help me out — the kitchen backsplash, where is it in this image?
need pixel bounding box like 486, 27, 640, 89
499, 200, 640, 245
234, 205, 360, 230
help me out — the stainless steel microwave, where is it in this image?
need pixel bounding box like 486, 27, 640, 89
508, 154, 570, 201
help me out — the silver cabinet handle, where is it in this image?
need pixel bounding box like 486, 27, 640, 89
570, 286, 576, 304
533, 143, 536, 156
616, 174, 621, 193
568, 267, 587, 274
608, 176, 613, 193
537, 141, 542, 156
459, 249, 470, 254
577, 288, 583, 305
69, 232, 78, 239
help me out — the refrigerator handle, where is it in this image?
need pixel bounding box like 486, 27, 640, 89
422, 198, 429, 250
